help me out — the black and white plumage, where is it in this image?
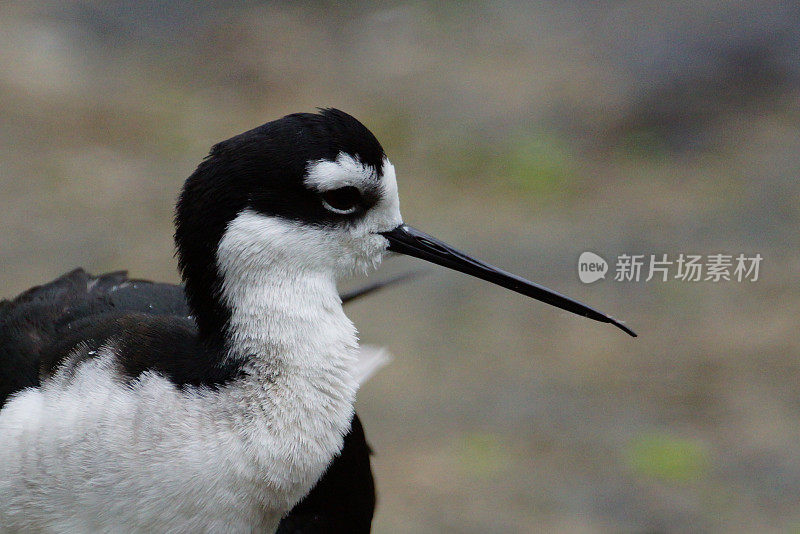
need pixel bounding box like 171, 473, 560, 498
0, 109, 634, 533
1, 109, 397, 532
0, 268, 379, 532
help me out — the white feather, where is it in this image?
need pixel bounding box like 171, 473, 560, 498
352, 345, 393, 385
305, 153, 378, 191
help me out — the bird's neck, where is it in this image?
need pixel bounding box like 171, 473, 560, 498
221, 264, 357, 371
213, 262, 360, 506
178, 210, 364, 506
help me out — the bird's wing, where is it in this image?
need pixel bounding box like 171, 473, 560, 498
0, 269, 193, 406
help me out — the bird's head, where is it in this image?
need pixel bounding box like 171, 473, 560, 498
175, 108, 635, 340
176, 108, 401, 284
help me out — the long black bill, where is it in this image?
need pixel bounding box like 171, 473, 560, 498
380, 224, 636, 337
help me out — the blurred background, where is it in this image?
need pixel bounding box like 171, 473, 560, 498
1, 1, 798, 531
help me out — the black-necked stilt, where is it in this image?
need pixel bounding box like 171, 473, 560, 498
0, 108, 634, 533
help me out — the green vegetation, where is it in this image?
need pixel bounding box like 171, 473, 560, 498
626, 432, 710, 483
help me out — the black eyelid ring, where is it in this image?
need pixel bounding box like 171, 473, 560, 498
321, 186, 362, 213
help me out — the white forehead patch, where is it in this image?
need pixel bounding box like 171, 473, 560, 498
304, 153, 378, 191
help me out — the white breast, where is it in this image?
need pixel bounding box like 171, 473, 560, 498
0, 209, 378, 532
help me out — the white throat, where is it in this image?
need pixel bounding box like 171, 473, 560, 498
214, 210, 361, 510
216, 210, 360, 364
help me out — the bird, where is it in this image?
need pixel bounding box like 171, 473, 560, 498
0, 108, 635, 533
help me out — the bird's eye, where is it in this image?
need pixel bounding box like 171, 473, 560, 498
320, 186, 362, 215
